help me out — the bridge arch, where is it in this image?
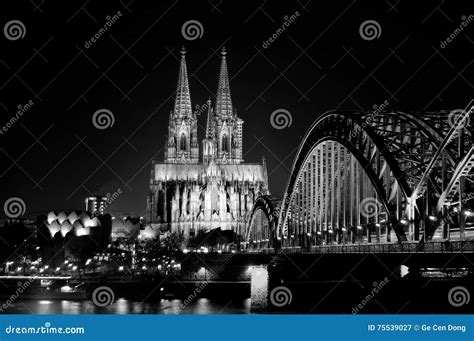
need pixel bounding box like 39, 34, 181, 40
276, 109, 472, 247
244, 195, 280, 250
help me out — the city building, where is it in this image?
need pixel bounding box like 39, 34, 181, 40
146, 47, 269, 241
85, 195, 108, 215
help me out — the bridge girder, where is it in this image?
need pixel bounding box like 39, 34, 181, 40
245, 107, 472, 250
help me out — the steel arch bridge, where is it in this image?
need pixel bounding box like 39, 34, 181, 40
244, 103, 473, 251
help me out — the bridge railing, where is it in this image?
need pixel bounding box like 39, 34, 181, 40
250, 240, 474, 254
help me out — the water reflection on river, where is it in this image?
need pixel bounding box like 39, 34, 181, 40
4, 298, 252, 314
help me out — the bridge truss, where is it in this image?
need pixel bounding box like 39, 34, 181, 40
245, 103, 473, 251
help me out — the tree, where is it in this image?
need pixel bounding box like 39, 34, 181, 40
138, 236, 162, 260
162, 232, 184, 252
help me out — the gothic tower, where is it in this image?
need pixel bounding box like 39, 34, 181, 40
165, 47, 199, 163
213, 48, 244, 164
202, 98, 217, 165
147, 46, 269, 243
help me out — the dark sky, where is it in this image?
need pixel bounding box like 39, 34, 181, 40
1, 0, 472, 218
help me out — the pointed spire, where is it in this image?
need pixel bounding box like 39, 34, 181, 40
215, 47, 233, 117
262, 156, 268, 191
174, 46, 192, 117
205, 97, 214, 139
150, 159, 156, 184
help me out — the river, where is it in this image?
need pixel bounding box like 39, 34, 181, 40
2, 298, 251, 314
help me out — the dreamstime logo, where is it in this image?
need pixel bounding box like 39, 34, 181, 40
359, 20, 381, 41
270, 286, 292, 307
92, 109, 115, 129
352, 277, 390, 314
0, 278, 34, 312
4, 20, 26, 41
270, 109, 292, 130
3, 197, 26, 218
262, 11, 301, 49
448, 286, 470, 307
360, 197, 381, 218
92, 286, 115, 307
84, 11, 123, 49
175, 281, 209, 314
448, 108, 470, 130
91, 189, 122, 218
0, 100, 34, 135
181, 20, 204, 41
440, 15, 474, 49
461, 192, 474, 205
351, 100, 390, 137
193, 101, 210, 117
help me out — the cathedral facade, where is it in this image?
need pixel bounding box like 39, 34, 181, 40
146, 48, 269, 241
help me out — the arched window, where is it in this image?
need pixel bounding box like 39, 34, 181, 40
221, 134, 229, 153
180, 133, 187, 151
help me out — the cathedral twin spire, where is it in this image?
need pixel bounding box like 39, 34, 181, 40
167, 47, 244, 165
215, 47, 233, 117
164, 47, 199, 163
172, 47, 233, 121
174, 47, 193, 118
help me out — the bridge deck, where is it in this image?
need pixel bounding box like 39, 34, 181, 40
247, 240, 474, 254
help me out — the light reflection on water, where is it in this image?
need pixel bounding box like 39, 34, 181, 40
4, 298, 251, 314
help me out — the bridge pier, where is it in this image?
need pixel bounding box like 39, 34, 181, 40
249, 265, 269, 310
249, 263, 288, 311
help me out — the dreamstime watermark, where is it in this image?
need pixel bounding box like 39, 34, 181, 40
270, 109, 292, 130
5, 322, 85, 335
92, 286, 115, 307
440, 15, 474, 49
181, 20, 204, 41
0, 278, 35, 312
360, 197, 382, 218
352, 277, 390, 314
193, 101, 210, 117
448, 286, 470, 307
359, 20, 382, 41
92, 108, 115, 129
4, 20, 26, 40
3, 197, 26, 218
262, 11, 301, 49
0, 100, 34, 135
269, 285, 293, 307
91, 189, 122, 218
351, 100, 389, 137
448, 108, 471, 131
84, 11, 123, 49
174, 281, 209, 314
461, 192, 474, 205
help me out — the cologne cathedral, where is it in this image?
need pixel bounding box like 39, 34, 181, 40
146, 48, 269, 241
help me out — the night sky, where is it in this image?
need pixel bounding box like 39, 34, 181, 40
1, 0, 472, 218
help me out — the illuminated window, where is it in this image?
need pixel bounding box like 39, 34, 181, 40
180, 133, 187, 151
221, 134, 229, 152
